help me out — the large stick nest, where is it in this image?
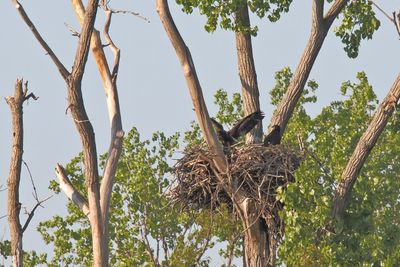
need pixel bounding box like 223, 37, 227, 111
170, 144, 301, 212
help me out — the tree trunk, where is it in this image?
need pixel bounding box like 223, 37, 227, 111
235, 0, 262, 144
238, 199, 269, 267
6, 80, 28, 267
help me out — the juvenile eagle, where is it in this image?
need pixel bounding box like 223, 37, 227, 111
211, 111, 265, 147
263, 125, 281, 146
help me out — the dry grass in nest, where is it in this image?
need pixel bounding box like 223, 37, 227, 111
170, 144, 301, 213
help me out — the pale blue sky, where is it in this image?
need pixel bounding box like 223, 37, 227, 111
1, 1, 399, 265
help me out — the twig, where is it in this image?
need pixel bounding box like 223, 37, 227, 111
64, 22, 80, 37
22, 194, 54, 233
371, 1, 400, 38
22, 159, 39, 201
108, 8, 150, 23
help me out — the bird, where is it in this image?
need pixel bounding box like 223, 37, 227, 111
211, 111, 265, 147
263, 125, 281, 146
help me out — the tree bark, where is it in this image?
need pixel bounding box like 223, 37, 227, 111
71, 1, 124, 261
269, 0, 348, 134
5, 79, 26, 267
237, 199, 269, 267
234, 1, 269, 265
235, 0, 262, 144
157, 0, 228, 173
331, 73, 400, 222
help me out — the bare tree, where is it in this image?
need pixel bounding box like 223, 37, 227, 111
12, 0, 123, 265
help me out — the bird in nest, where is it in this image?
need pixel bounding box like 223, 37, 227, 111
211, 111, 265, 148
263, 125, 281, 146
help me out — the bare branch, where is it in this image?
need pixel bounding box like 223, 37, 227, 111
157, 0, 227, 173
11, 0, 70, 80
332, 73, 400, 222
71, 2, 124, 264
108, 7, 150, 23
21, 195, 53, 233
22, 159, 39, 201
70, 0, 100, 82
102, 8, 121, 80
371, 1, 400, 38
55, 164, 90, 216
64, 22, 81, 37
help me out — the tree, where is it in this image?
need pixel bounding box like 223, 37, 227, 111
11, 0, 123, 265
157, 0, 398, 265
5, 0, 400, 266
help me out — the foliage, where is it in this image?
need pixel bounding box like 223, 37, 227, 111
175, 0, 292, 34
34, 123, 243, 266
274, 69, 400, 265
335, 0, 380, 58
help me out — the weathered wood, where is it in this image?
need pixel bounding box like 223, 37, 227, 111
55, 164, 90, 216
6, 79, 37, 267
157, 0, 228, 173
6, 80, 25, 267
332, 73, 400, 222
71, 2, 124, 262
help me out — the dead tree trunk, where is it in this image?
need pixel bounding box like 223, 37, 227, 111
6, 79, 38, 267
6, 80, 25, 267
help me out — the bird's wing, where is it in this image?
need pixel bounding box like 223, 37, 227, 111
229, 111, 265, 139
211, 118, 225, 131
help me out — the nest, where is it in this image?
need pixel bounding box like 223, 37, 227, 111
170, 144, 301, 219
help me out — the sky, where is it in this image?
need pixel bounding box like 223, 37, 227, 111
0, 0, 399, 265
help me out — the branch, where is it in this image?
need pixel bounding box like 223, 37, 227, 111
99, 5, 124, 234
269, 0, 348, 134
235, 0, 262, 144
21, 195, 53, 233
331, 73, 400, 222
70, 0, 100, 82
157, 0, 227, 173
55, 164, 90, 216
71, 2, 125, 254
312, 0, 324, 27
324, 0, 348, 25
370, 1, 400, 38
11, 1, 70, 80
107, 7, 150, 23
